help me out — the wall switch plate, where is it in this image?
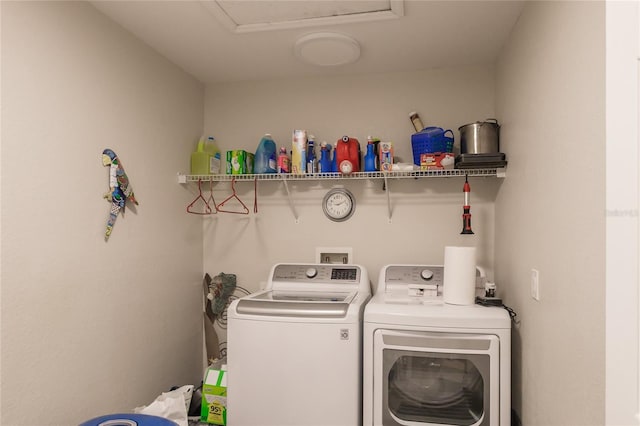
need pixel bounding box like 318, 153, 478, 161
530, 269, 540, 301
316, 247, 353, 264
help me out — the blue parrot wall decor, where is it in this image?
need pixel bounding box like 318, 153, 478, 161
102, 149, 138, 240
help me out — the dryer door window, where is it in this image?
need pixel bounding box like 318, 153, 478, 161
374, 331, 500, 426
383, 350, 489, 425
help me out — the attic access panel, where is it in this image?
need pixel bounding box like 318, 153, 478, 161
201, 0, 404, 33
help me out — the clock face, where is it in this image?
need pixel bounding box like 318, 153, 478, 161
323, 188, 355, 222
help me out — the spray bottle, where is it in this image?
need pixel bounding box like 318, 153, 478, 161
319, 142, 332, 173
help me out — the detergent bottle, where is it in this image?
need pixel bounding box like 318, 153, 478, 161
204, 136, 221, 174
253, 133, 277, 174
319, 142, 332, 173
335, 136, 360, 174
364, 137, 377, 172
190, 137, 210, 175
277, 146, 290, 173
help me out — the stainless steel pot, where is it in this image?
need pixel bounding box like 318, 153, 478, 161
458, 119, 500, 154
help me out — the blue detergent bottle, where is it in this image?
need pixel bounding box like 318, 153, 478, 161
319, 142, 332, 173
253, 133, 277, 174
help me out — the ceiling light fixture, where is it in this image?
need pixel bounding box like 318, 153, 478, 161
294, 32, 361, 67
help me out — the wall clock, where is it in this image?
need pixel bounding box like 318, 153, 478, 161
322, 188, 356, 222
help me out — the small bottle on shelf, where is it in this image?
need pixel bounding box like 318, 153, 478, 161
277, 146, 290, 173
306, 135, 317, 173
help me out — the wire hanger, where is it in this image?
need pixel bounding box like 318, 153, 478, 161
253, 178, 258, 214
206, 179, 218, 214
187, 179, 213, 215
216, 178, 250, 215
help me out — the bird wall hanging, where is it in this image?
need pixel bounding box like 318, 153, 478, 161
102, 149, 138, 241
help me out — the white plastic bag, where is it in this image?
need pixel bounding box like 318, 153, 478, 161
134, 384, 194, 426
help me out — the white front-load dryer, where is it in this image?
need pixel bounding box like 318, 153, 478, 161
227, 263, 371, 426
363, 265, 511, 426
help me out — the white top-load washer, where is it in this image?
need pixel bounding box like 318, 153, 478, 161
363, 265, 511, 426
227, 263, 371, 426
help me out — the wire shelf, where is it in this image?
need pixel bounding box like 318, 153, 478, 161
178, 167, 506, 222
178, 168, 505, 183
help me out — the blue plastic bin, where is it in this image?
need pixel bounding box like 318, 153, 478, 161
411, 127, 454, 165
79, 413, 178, 426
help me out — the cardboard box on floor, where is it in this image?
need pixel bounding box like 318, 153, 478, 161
201, 363, 227, 425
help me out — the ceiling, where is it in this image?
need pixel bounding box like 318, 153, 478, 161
90, 0, 526, 85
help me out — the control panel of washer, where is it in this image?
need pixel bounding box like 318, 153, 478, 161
384, 265, 444, 286
272, 264, 361, 284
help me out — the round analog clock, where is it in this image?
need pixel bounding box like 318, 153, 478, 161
322, 188, 356, 222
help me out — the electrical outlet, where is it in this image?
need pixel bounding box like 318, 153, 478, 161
530, 269, 540, 301
316, 247, 353, 264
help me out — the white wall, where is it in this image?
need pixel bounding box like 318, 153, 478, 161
605, 1, 640, 424
495, 2, 606, 424
1, 2, 626, 426
1, 2, 205, 424
202, 67, 500, 303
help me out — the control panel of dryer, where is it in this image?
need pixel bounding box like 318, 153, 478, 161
384, 265, 444, 285
380, 265, 444, 294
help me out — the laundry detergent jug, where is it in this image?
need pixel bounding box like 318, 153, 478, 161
253, 133, 277, 174
335, 136, 361, 174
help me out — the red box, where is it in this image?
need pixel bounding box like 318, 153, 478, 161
420, 152, 455, 170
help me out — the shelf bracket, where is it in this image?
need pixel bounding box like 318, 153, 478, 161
281, 179, 299, 223
384, 174, 392, 223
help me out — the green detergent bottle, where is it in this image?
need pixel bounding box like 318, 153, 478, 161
190, 138, 210, 175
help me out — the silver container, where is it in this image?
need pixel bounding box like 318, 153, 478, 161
458, 119, 500, 154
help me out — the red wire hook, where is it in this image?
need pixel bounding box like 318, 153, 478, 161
206, 179, 218, 213
253, 178, 258, 214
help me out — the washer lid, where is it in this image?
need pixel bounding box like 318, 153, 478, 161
253, 290, 355, 303
236, 290, 356, 318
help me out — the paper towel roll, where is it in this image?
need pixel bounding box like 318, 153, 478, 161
443, 246, 477, 305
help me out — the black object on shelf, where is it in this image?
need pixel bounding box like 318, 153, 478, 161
455, 153, 507, 169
